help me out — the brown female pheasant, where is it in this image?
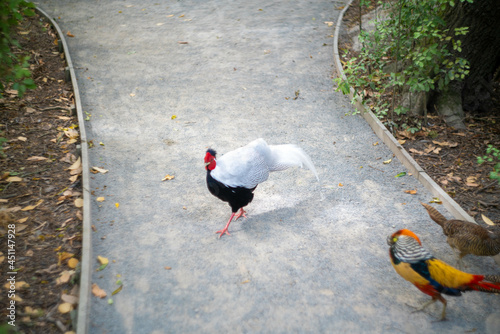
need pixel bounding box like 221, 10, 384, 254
421, 202, 500, 266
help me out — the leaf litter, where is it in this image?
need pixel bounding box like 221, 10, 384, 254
0, 12, 84, 332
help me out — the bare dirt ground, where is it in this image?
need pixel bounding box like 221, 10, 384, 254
338, 0, 500, 224
1, 12, 81, 334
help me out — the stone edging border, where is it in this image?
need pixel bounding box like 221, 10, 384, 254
332, 0, 475, 223
36, 7, 92, 334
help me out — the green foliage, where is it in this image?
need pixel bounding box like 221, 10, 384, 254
0, 0, 36, 97
477, 145, 500, 184
334, 0, 472, 130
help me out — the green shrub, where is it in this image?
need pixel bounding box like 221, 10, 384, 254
477, 145, 500, 184
0, 0, 36, 97
334, 0, 473, 131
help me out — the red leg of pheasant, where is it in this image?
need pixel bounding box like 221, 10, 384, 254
216, 212, 236, 238
234, 208, 247, 220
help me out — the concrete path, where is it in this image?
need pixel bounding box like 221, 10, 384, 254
37, 0, 500, 333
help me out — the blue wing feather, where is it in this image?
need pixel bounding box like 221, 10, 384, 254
410, 260, 462, 296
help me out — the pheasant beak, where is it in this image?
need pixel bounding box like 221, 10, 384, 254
204, 161, 210, 167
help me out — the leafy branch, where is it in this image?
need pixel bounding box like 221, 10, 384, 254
334, 0, 473, 133
477, 145, 500, 184
0, 0, 36, 97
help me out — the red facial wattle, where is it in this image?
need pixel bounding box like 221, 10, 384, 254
204, 152, 216, 171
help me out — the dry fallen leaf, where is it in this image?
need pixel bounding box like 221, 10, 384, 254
6, 176, 23, 182
21, 199, 44, 211
24, 306, 39, 316
66, 31, 75, 37
466, 176, 480, 187
424, 145, 441, 154
18, 217, 28, 223
324, 21, 334, 26
5, 206, 22, 212
481, 214, 495, 226
404, 189, 417, 195
92, 166, 109, 174
115, 203, 120, 208
56, 271, 74, 285
74, 198, 84, 208
68, 157, 81, 171
162, 174, 175, 181
432, 140, 458, 148
58, 303, 73, 314
96, 197, 105, 202
64, 128, 79, 140
409, 148, 424, 155
70, 165, 82, 176
11, 295, 23, 302
4, 281, 29, 290
16, 224, 28, 232
68, 258, 79, 269
92, 283, 107, 298
58, 252, 74, 265
398, 130, 415, 140
397, 139, 406, 145
383, 159, 392, 164
98, 256, 109, 265
446, 172, 461, 182
27, 156, 47, 161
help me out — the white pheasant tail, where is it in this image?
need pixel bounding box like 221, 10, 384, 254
210, 138, 319, 189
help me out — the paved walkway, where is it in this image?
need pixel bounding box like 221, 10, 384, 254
38, 0, 500, 333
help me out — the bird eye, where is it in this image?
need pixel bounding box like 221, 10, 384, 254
392, 237, 398, 242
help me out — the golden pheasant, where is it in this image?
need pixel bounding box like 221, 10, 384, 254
421, 202, 500, 266
388, 229, 500, 320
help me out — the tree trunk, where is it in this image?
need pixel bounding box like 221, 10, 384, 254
442, 0, 500, 113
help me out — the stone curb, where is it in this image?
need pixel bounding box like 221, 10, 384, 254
36, 7, 92, 334
332, 1, 475, 223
